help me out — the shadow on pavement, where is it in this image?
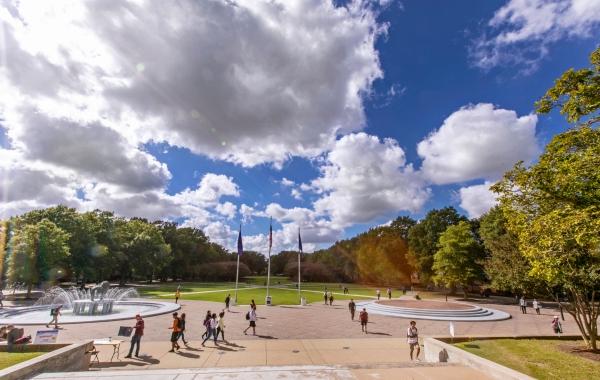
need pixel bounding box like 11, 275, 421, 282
176, 351, 200, 359
368, 331, 392, 336
256, 335, 278, 340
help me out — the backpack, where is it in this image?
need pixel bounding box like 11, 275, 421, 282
50, 308, 57, 316
245, 311, 250, 320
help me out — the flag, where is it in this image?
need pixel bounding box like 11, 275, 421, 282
298, 228, 303, 253
269, 217, 273, 249
237, 225, 243, 256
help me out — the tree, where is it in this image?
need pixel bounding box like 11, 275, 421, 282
432, 221, 485, 299
536, 47, 600, 126
114, 219, 171, 284
493, 47, 600, 350
239, 251, 267, 275
479, 206, 541, 295
407, 207, 467, 283
6, 219, 70, 297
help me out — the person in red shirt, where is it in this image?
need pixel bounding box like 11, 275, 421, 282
125, 314, 144, 358
359, 308, 369, 333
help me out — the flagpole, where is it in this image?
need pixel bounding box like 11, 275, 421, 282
234, 224, 242, 304
266, 218, 272, 300
298, 227, 302, 303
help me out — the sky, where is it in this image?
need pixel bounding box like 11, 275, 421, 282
0, 0, 599, 254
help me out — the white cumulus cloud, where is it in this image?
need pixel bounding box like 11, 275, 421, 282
417, 103, 538, 185
458, 182, 498, 218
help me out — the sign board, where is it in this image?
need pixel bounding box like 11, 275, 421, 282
34, 329, 59, 344
118, 326, 133, 337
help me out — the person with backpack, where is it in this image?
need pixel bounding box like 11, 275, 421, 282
359, 308, 368, 333
407, 321, 420, 361
348, 299, 356, 321
125, 314, 144, 358
46, 305, 62, 329
177, 313, 188, 345
201, 310, 211, 340
168, 312, 181, 352
217, 311, 226, 341
225, 294, 231, 311
552, 316, 563, 336
244, 306, 257, 335
201, 313, 218, 346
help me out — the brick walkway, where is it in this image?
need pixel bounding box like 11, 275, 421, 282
24, 296, 577, 344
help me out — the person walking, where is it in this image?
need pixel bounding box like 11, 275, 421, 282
376, 289, 381, 300
175, 288, 181, 304
520, 296, 527, 314
217, 311, 226, 341
348, 299, 356, 321
552, 316, 563, 336
533, 299, 541, 315
407, 321, 420, 361
387, 288, 392, 299
225, 294, 231, 311
202, 313, 218, 346
244, 306, 257, 335
168, 312, 181, 352
323, 289, 328, 305
201, 310, 211, 340
177, 313, 188, 345
329, 293, 334, 306
125, 314, 144, 358
46, 305, 62, 328
251, 299, 257, 310
359, 308, 368, 333
0, 289, 4, 308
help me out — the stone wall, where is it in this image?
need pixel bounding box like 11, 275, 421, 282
424, 337, 534, 380
0, 341, 93, 380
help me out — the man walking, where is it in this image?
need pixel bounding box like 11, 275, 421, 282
376, 289, 381, 300
407, 321, 420, 361
359, 308, 368, 333
387, 288, 392, 299
46, 305, 62, 329
520, 296, 527, 314
168, 312, 181, 352
225, 294, 231, 311
329, 292, 334, 306
532, 299, 541, 315
175, 288, 181, 304
244, 306, 257, 335
348, 299, 356, 320
323, 289, 328, 305
125, 314, 144, 358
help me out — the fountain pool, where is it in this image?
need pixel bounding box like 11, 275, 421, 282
0, 286, 179, 325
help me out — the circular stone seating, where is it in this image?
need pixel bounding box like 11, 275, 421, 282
355, 300, 511, 321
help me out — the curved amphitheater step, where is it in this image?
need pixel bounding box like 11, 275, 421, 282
356, 300, 511, 321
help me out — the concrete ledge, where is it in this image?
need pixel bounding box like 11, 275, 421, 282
0, 341, 93, 380
424, 337, 534, 380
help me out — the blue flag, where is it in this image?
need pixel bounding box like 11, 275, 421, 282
237, 226, 243, 256
298, 229, 303, 253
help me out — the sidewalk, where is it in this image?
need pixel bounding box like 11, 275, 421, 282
38, 338, 492, 379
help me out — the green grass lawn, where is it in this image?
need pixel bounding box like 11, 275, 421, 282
455, 339, 600, 380
0, 352, 46, 370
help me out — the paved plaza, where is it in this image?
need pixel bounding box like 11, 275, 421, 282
36, 297, 577, 344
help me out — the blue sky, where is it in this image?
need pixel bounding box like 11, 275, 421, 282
0, 0, 599, 253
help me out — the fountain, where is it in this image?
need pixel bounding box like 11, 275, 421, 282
0, 283, 180, 325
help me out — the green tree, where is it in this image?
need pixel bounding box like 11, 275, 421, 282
432, 221, 485, 299
114, 219, 172, 284
239, 251, 267, 275
6, 219, 70, 297
407, 207, 467, 283
536, 47, 600, 126
479, 206, 541, 295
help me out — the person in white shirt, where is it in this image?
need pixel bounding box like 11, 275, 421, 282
519, 296, 527, 314
532, 299, 541, 315
217, 311, 226, 341
244, 306, 257, 335
407, 321, 420, 361
201, 313, 218, 346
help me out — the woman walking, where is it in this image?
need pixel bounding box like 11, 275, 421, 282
177, 313, 188, 345
201, 310, 211, 340
201, 313, 218, 346
244, 306, 257, 335
217, 311, 226, 341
